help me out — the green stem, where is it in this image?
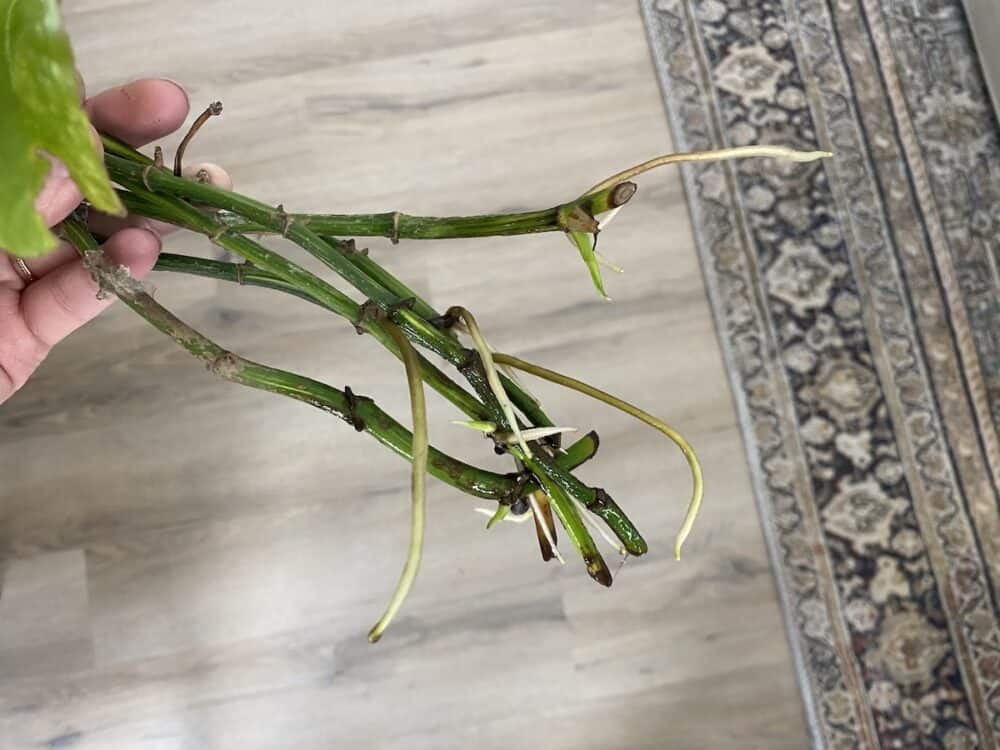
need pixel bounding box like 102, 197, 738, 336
101, 135, 619, 431
216, 194, 632, 240
151, 244, 643, 558
223, 208, 556, 240
339, 244, 441, 323
102, 132, 153, 165
533, 471, 612, 586
151, 252, 604, 475
556, 430, 600, 470
116, 188, 185, 226
101, 133, 636, 242
105, 155, 553, 431
494, 353, 701, 559
58, 218, 518, 502
102, 150, 644, 566
155, 252, 329, 310
108, 167, 490, 421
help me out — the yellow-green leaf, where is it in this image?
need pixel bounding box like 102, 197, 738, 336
566, 230, 609, 299
1, 0, 124, 257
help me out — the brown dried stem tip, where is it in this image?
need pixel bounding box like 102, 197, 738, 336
609, 181, 637, 207
174, 101, 224, 176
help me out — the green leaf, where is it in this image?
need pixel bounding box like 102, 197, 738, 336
1, 0, 123, 257
485, 504, 509, 529
566, 230, 609, 299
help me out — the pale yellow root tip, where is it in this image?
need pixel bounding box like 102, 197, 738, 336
491, 352, 706, 563
584, 145, 834, 196
664, 428, 704, 561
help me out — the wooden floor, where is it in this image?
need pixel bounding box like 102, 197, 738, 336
0, 2, 808, 748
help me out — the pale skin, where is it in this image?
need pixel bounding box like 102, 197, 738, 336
0, 78, 228, 405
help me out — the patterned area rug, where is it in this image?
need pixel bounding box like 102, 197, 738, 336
641, 0, 1000, 747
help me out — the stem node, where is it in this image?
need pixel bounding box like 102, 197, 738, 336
343, 386, 369, 432
234, 261, 254, 286
208, 351, 243, 378
391, 211, 401, 244
276, 204, 295, 236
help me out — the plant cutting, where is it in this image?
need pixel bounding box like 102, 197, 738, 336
2, 0, 831, 641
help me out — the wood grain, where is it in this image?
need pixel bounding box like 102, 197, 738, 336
0, 2, 808, 748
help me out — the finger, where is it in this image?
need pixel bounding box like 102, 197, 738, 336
182, 163, 233, 191
0, 289, 47, 403
85, 78, 190, 147
21, 228, 161, 348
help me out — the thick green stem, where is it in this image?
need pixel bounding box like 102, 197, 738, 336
101, 132, 636, 241
155, 252, 327, 309
105, 153, 553, 431
107, 166, 490, 421
533, 471, 612, 586
59, 218, 518, 502
102, 135, 620, 431
150, 246, 644, 556
102, 149, 644, 567
152, 251, 604, 473
339, 244, 440, 323
215, 192, 633, 240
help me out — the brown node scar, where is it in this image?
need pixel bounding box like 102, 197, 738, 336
354, 299, 383, 334
342, 240, 370, 257
275, 204, 295, 236
429, 307, 461, 331
343, 386, 367, 432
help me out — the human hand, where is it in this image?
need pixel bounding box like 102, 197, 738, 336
1, 78, 204, 405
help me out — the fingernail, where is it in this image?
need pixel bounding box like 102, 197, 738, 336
159, 78, 190, 107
